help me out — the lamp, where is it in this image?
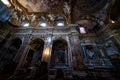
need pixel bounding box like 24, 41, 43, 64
21, 21, 30, 27
56, 21, 64, 27
39, 21, 47, 27
111, 20, 115, 23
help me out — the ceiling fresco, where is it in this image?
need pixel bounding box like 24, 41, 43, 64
17, 0, 63, 12
0, 0, 116, 29
7, 0, 71, 27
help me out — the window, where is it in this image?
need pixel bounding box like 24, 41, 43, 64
79, 27, 86, 34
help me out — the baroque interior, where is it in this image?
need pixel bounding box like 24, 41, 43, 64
0, 0, 120, 80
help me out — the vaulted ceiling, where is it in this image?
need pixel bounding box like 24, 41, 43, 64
0, 0, 119, 29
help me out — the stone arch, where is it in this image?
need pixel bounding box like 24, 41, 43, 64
29, 38, 44, 50
52, 38, 68, 50
24, 38, 45, 68
52, 36, 68, 42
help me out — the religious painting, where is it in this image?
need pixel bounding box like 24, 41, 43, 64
17, 0, 63, 12
50, 39, 68, 68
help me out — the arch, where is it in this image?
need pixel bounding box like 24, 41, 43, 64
50, 38, 68, 68
24, 38, 44, 68
52, 38, 68, 50
29, 38, 44, 44
29, 38, 44, 50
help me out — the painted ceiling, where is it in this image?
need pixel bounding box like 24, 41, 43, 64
17, 0, 63, 12
0, 0, 119, 29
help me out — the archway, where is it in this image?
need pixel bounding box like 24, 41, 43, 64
50, 39, 68, 69
24, 38, 44, 68
0, 38, 22, 73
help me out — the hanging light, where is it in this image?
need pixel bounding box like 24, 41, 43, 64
39, 21, 47, 27
79, 27, 86, 34
21, 21, 30, 27
111, 20, 115, 24
56, 21, 64, 27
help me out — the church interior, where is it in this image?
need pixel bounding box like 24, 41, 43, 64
0, 0, 120, 80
